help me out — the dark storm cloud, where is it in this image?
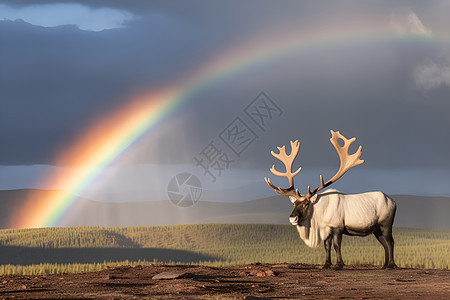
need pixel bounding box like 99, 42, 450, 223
0, 0, 449, 174
128, 36, 450, 171
0, 0, 297, 165
0, 3, 248, 164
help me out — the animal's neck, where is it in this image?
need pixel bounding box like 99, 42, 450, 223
296, 206, 333, 248
296, 216, 322, 248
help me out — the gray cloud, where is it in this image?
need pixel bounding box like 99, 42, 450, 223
390, 9, 432, 37
413, 60, 450, 90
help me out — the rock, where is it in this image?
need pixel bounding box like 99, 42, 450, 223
272, 264, 289, 268
254, 270, 276, 277
256, 271, 266, 277
152, 271, 186, 280
21, 284, 27, 290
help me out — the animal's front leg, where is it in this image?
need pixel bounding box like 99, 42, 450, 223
323, 235, 332, 269
332, 229, 344, 270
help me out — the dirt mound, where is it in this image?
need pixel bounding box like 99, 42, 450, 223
0, 264, 448, 299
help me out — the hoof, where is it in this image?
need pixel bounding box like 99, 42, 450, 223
332, 264, 344, 270
322, 263, 331, 269
383, 263, 398, 270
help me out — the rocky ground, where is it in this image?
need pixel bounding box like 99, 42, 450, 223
0, 264, 448, 299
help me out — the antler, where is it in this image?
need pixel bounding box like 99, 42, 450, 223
265, 131, 364, 201
265, 140, 302, 197
307, 130, 364, 199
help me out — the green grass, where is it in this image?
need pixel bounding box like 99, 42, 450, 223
0, 224, 448, 275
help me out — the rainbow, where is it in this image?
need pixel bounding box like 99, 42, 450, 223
12, 25, 442, 228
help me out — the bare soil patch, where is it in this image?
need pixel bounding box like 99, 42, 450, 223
0, 264, 448, 299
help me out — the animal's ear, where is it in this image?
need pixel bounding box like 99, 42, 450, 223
309, 194, 319, 204
289, 196, 297, 204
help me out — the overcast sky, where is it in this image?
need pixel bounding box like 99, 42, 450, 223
1, 0, 450, 200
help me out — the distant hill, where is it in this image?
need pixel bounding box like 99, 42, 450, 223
0, 189, 79, 228
0, 189, 448, 229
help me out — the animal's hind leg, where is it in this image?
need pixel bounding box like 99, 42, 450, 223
373, 226, 389, 268
380, 225, 397, 269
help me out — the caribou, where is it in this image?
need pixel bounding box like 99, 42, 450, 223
265, 130, 397, 269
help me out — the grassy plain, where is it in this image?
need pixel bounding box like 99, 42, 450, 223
0, 224, 448, 275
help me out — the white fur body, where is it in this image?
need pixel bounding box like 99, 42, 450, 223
296, 189, 397, 248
